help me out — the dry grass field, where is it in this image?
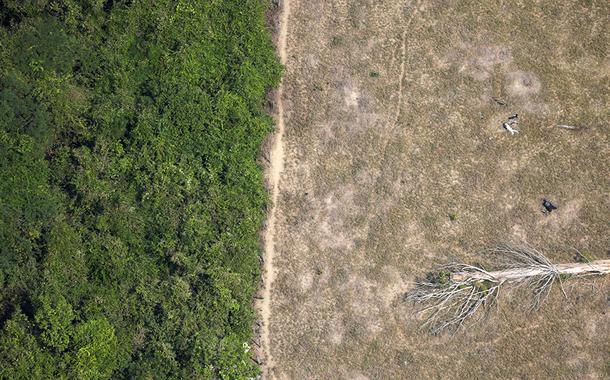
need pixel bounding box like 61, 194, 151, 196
267, 0, 610, 378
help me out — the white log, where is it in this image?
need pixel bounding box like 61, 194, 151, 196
451, 260, 610, 283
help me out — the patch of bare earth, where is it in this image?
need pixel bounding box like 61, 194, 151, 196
269, 0, 610, 378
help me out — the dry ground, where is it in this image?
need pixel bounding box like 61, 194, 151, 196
269, 0, 610, 378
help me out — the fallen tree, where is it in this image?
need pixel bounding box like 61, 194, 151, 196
406, 243, 610, 334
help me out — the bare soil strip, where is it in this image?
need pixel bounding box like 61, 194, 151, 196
260, 0, 290, 378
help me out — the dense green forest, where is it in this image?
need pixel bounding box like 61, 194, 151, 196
0, 0, 280, 378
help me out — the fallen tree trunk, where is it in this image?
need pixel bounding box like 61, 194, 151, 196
406, 244, 609, 334
451, 260, 610, 282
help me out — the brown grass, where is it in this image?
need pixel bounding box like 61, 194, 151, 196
268, 0, 610, 378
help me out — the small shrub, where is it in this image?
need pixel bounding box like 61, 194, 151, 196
426, 270, 451, 285
575, 250, 592, 263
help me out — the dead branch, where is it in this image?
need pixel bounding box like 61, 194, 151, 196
406, 243, 609, 334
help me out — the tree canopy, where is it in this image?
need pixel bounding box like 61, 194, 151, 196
0, 1, 281, 378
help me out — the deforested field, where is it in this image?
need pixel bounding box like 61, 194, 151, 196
268, 0, 610, 378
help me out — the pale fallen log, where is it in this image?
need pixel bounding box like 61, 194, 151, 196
452, 260, 610, 282
406, 243, 609, 334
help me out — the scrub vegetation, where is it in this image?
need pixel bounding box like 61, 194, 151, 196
0, 1, 280, 378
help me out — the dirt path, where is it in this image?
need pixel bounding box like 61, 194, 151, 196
260, 0, 290, 378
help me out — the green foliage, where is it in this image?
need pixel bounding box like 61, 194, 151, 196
35, 293, 75, 352
473, 280, 492, 295
427, 270, 451, 285
575, 250, 592, 263
73, 318, 119, 380
217, 335, 255, 380
0, 311, 57, 379
0, 1, 280, 378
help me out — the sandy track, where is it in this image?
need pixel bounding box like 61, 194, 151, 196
260, 0, 290, 378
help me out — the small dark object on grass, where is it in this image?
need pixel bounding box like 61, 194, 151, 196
331, 36, 343, 46
542, 198, 557, 213
492, 97, 506, 106
369, 71, 380, 78
574, 250, 592, 263
508, 114, 518, 123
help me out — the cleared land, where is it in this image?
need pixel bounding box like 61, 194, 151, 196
268, 0, 610, 378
